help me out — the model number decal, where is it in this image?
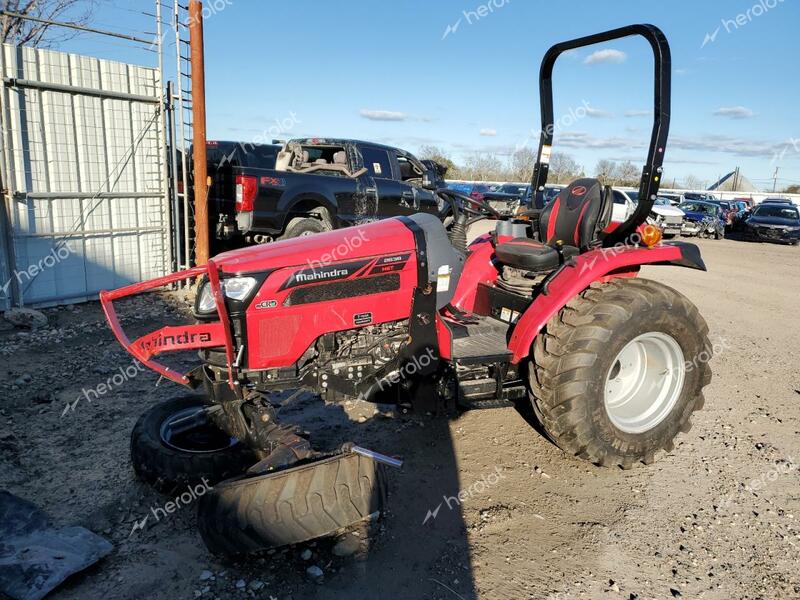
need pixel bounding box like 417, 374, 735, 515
353, 312, 372, 326
255, 299, 278, 310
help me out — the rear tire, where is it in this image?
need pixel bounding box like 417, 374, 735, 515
281, 215, 329, 240
131, 396, 254, 494
528, 278, 711, 468
197, 452, 387, 555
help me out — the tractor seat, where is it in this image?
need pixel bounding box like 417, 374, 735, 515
495, 178, 612, 272
495, 239, 578, 272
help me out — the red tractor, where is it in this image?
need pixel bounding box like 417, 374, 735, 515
102, 24, 711, 554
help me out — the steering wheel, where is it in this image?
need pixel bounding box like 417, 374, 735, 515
436, 189, 503, 221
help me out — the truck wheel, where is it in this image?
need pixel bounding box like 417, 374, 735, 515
281, 215, 328, 240
131, 396, 254, 494
528, 278, 711, 469
197, 452, 387, 555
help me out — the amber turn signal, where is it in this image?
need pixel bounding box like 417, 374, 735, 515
641, 224, 663, 247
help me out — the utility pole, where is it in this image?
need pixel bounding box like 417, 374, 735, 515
772, 167, 779, 193
189, 0, 209, 265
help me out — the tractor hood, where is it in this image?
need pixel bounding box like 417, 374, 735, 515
212, 219, 416, 275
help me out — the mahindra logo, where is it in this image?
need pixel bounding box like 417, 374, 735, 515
295, 268, 349, 283
571, 185, 587, 196
138, 331, 212, 352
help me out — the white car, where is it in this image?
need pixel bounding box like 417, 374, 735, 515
611, 189, 637, 223
615, 190, 685, 237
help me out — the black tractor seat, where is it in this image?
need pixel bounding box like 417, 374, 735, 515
495, 239, 578, 272
495, 178, 613, 273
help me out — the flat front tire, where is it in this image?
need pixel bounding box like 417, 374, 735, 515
528, 278, 711, 468
130, 396, 254, 494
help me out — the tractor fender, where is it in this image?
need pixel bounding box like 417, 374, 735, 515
507, 241, 705, 364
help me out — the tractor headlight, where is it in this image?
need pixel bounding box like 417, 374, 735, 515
197, 283, 215, 313
223, 276, 258, 300
196, 277, 258, 314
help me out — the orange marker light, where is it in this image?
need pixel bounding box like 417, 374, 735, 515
641, 224, 663, 247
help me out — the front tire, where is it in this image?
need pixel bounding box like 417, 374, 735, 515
528, 278, 711, 468
197, 452, 387, 555
131, 396, 255, 494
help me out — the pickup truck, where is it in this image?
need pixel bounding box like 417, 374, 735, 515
215, 138, 446, 243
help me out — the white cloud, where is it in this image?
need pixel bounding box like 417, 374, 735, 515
713, 106, 755, 119
555, 130, 791, 159
625, 110, 651, 118
479, 128, 497, 136
359, 109, 408, 121
585, 107, 613, 118
584, 48, 626, 65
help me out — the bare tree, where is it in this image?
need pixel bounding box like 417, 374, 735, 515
417, 145, 459, 177
462, 152, 505, 182
549, 152, 583, 184
616, 161, 640, 187
1, 1, 97, 47
506, 147, 536, 182
595, 159, 618, 185
682, 174, 703, 190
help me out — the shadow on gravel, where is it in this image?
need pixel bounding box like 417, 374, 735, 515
278, 393, 478, 599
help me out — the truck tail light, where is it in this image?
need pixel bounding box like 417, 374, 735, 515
235, 175, 257, 212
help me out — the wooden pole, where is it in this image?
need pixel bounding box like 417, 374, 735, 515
188, 0, 209, 265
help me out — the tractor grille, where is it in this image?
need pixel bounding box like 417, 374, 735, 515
284, 273, 400, 306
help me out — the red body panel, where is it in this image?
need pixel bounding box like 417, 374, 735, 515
212, 219, 412, 274
450, 234, 500, 312
244, 253, 418, 369
507, 243, 684, 363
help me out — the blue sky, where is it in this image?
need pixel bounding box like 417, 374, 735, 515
62, 0, 800, 190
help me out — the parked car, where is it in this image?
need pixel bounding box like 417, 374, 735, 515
743, 202, 800, 244
681, 191, 717, 202
524, 185, 563, 209
705, 200, 737, 228
761, 197, 796, 205
659, 192, 682, 206
679, 200, 725, 239
648, 197, 685, 237
611, 189, 638, 224
627, 191, 683, 237
482, 183, 529, 215
204, 141, 282, 244
468, 183, 493, 201
218, 138, 446, 244
729, 200, 751, 232
445, 181, 472, 195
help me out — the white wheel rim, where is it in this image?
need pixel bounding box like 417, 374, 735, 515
603, 332, 685, 434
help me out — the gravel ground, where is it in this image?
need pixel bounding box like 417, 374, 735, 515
1, 236, 799, 600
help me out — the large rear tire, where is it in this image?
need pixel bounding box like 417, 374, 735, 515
131, 396, 255, 494
197, 452, 387, 555
528, 278, 711, 468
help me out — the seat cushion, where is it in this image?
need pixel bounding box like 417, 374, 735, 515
495, 238, 578, 272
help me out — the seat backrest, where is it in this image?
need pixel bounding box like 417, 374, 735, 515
538, 178, 613, 251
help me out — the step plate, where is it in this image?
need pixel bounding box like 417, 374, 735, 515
450, 316, 512, 363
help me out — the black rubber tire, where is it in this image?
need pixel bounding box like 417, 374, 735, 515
197, 452, 387, 555
130, 395, 255, 494
281, 216, 327, 240
528, 278, 711, 469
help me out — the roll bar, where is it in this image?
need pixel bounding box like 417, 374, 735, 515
530, 23, 671, 244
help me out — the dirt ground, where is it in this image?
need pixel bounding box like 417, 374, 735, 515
1, 236, 799, 600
